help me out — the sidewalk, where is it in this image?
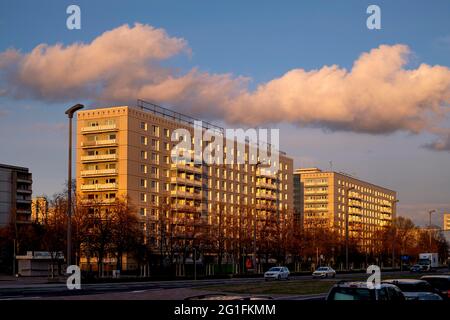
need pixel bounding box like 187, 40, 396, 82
0, 275, 65, 288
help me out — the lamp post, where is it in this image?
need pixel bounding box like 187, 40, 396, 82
345, 187, 355, 271
65, 104, 84, 267
428, 209, 436, 251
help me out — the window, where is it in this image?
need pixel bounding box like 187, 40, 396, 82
141, 151, 147, 160
140, 164, 147, 174
140, 122, 147, 131
140, 193, 147, 202
141, 136, 147, 145
140, 208, 146, 216
151, 139, 159, 150
140, 179, 147, 188
152, 125, 159, 136
164, 128, 170, 138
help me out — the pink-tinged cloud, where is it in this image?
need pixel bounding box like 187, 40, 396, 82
1, 24, 450, 149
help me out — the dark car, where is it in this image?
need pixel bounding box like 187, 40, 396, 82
421, 275, 450, 300
326, 281, 405, 301
382, 279, 442, 301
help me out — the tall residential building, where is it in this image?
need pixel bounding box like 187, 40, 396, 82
444, 213, 450, 231
293, 168, 397, 251
0, 164, 33, 227
76, 101, 293, 253
31, 197, 49, 224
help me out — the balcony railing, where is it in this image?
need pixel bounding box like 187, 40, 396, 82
81, 154, 118, 162
256, 181, 278, 190
81, 124, 117, 133
170, 190, 202, 199
170, 176, 202, 186
80, 198, 117, 205
81, 139, 117, 148
256, 192, 277, 200
304, 190, 328, 195
171, 163, 202, 173
80, 183, 118, 191
81, 169, 118, 177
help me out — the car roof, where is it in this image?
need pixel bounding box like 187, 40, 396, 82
335, 281, 395, 289
382, 279, 427, 285
421, 275, 450, 280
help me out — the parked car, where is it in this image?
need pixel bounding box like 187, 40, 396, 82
421, 275, 450, 300
410, 264, 424, 273
381, 279, 442, 301
264, 266, 290, 281
326, 281, 405, 301
312, 266, 336, 279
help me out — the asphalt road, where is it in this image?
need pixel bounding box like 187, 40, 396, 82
0, 270, 447, 300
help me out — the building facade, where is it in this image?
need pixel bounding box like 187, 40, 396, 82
31, 197, 49, 224
293, 168, 397, 251
76, 101, 294, 257
444, 213, 450, 231
0, 164, 33, 227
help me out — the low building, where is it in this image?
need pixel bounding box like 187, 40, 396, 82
16, 251, 64, 276
0, 164, 33, 227
293, 168, 397, 252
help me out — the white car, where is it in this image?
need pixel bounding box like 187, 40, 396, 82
312, 266, 336, 279
264, 267, 290, 281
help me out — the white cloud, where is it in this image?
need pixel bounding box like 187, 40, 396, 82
1, 23, 450, 144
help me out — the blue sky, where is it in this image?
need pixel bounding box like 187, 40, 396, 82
1, 0, 449, 226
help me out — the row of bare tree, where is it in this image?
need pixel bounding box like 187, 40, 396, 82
0, 189, 448, 275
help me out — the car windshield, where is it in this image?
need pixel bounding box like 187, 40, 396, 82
396, 283, 433, 293
329, 288, 374, 301
317, 267, 328, 271
268, 267, 281, 272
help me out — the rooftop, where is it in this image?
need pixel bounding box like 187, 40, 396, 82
0, 163, 30, 172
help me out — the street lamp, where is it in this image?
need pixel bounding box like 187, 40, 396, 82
65, 104, 84, 267
345, 187, 355, 271
428, 209, 436, 251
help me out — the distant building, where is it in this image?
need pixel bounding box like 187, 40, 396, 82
293, 167, 397, 252
32, 197, 48, 224
444, 213, 450, 231
0, 164, 33, 227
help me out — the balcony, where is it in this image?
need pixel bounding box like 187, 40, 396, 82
170, 176, 202, 186
304, 189, 328, 195
81, 154, 118, 162
81, 169, 118, 177
256, 181, 278, 190
170, 190, 202, 199
171, 163, 202, 174
81, 139, 117, 148
80, 183, 118, 191
80, 198, 117, 205
16, 199, 32, 204
81, 124, 117, 133
304, 198, 328, 204
16, 188, 32, 194
256, 192, 277, 200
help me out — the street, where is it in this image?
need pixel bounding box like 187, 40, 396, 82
1, 270, 444, 300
